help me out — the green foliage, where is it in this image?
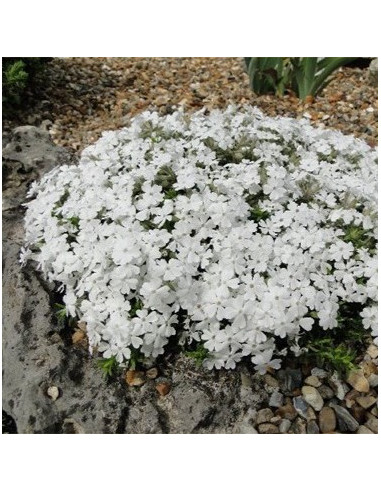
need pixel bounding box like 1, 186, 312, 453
244, 57, 358, 100
185, 343, 209, 366
2, 57, 52, 107
54, 303, 67, 320
3, 60, 28, 104
299, 302, 371, 375
305, 338, 357, 374
97, 356, 118, 377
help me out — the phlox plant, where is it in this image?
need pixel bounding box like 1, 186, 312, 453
21, 106, 377, 374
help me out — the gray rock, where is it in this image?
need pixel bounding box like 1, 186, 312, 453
330, 404, 359, 432
269, 390, 284, 408
279, 419, 292, 433
311, 367, 328, 379
293, 396, 310, 420
278, 368, 303, 392
329, 372, 349, 400
307, 420, 320, 434
368, 58, 378, 87
318, 384, 335, 400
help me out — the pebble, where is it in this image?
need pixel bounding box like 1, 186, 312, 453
346, 369, 370, 393
275, 400, 297, 420
366, 344, 378, 359
344, 389, 360, 408
302, 386, 324, 411
256, 408, 274, 424
368, 374, 378, 388
355, 395, 377, 410
318, 384, 335, 400
356, 425, 374, 434
290, 417, 306, 434
146, 367, 158, 379
311, 367, 328, 379
279, 419, 292, 433
257, 423, 279, 434
350, 405, 367, 425
125, 370, 146, 387
269, 390, 284, 408
278, 368, 303, 392
319, 407, 336, 433
47, 386, 60, 401
329, 372, 349, 400
307, 420, 320, 434
293, 396, 310, 420
330, 404, 359, 432
304, 375, 322, 388
264, 374, 279, 389
156, 382, 171, 396
364, 416, 378, 433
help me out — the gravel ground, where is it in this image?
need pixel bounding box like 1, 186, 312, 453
3, 57, 378, 153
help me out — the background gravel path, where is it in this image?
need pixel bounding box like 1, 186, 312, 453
3, 57, 378, 153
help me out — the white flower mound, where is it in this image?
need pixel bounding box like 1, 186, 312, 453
22, 106, 378, 373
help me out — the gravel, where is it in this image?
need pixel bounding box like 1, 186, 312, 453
3, 57, 378, 154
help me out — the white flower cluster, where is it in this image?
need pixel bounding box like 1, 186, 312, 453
22, 106, 378, 373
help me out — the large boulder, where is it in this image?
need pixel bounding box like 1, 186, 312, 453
2, 127, 268, 433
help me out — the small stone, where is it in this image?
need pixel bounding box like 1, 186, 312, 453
290, 417, 307, 434
304, 375, 322, 388
370, 406, 378, 417
359, 360, 377, 378
269, 390, 284, 408
364, 416, 378, 434
72, 329, 86, 345
331, 404, 359, 432
346, 369, 370, 393
356, 425, 374, 434
319, 407, 336, 433
257, 423, 279, 434
156, 382, 171, 396
356, 395, 377, 410
329, 372, 349, 400
302, 386, 324, 411
276, 400, 298, 420
256, 408, 274, 424
146, 367, 159, 379
344, 389, 360, 408
264, 374, 279, 388
318, 384, 334, 400
311, 367, 328, 379
47, 386, 60, 401
240, 372, 252, 388
125, 370, 146, 387
350, 405, 367, 425
368, 374, 378, 388
279, 419, 292, 433
307, 420, 320, 434
270, 415, 282, 425
293, 396, 310, 419
366, 344, 378, 359
278, 368, 303, 392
